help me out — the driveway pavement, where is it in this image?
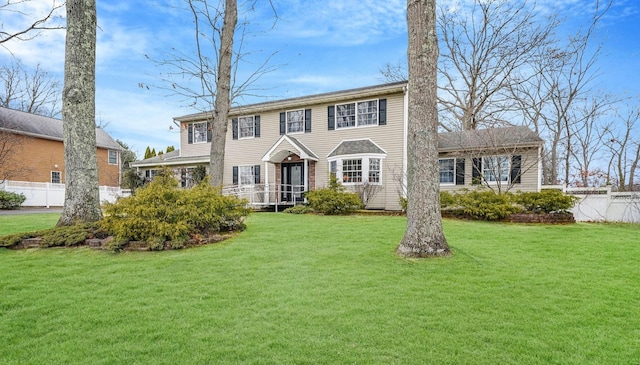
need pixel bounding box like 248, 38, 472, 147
0, 207, 62, 215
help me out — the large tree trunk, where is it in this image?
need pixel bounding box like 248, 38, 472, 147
397, 0, 450, 258
209, 0, 237, 187
58, 0, 101, 226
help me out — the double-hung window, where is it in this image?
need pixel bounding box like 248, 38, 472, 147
439, 158, 455, 184
239, 166, 255, 186
483, 156, 510, 183
335, 100, 379, 129
108, 150, 118, 165
193, 122, 208, 143
331, 157, 383, 185
239, 116, 255, 139
287, 110, 305, 134
342, 159, 362, 183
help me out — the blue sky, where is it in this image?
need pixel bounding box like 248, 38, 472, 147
1, 0, 639, 158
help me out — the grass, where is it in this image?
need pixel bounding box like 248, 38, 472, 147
1, 213, 639, 364
0, 213, 60, 235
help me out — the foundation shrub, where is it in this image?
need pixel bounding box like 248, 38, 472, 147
306, 176, 362, 215
283, 205, 313, 214
454, 189, 521, 221
515, 189, 579, 214
100, 174, 249, 248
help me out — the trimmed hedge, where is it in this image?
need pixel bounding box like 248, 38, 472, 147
305, 176, 362, 215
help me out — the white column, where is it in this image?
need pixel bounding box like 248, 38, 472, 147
264, 161, 269, 204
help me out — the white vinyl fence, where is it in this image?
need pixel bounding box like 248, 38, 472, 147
1, 180, 130, 208
544, 186, 640, 223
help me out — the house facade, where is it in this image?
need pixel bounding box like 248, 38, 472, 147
132, 81, 543, 210
0, 106, 123, 187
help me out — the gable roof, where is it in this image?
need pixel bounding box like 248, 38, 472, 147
175, 81, 408, 122
327, 139, 388, 158
0, 106, 122, 150
438, 126, 543, 152
262, 135, 319, 163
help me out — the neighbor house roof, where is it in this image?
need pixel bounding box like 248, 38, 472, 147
0, 106, 122, 150
129, 150, 211, 168
438, 126, 543, 152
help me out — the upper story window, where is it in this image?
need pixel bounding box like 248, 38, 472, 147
280, 109, 311, 135
108, 150, 118, 165
328, 98, 387, 130
239, 116, 255, 138
232, 115, 261, 140
187, 121, 212, 144
287, 110, 305, 133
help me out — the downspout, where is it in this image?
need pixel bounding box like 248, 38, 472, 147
402, 85, 409, 198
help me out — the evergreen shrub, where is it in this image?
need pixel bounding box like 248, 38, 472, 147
515, 189, 579, 214
0, 191, 26, 210
305, 176, 362, 215
100, 173, 249, 249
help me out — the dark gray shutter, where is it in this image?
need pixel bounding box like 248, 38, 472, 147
279, 112, 286, 135
304, 109, 312, 133
378, 98, 387, 125
206, 121, 212, 142
472, 158, 482, 184
327, 106, 335, 130
254, 115, 261, 137
510, 155, 522, 184
254, 165, 261, 184
455, 158, 465, 185
232, 166, 238, 185
188, 123, 193, 144
232, 118, 238, 140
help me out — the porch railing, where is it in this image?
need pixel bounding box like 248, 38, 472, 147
221, 183, 306, 207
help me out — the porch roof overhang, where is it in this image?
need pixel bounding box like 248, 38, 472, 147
262, 135, 319, 163
327, 138, 388, 158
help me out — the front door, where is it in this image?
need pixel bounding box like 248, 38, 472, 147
281, 162, 304, 202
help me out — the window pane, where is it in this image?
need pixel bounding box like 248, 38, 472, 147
357, 100, 378, 126
108, 150, 118, 165
287, 110, 304, 133
336, 103, 355, 128
439, 159, 455, 183
368, 158, 381, 183
239, 166, 254, 185
342, 159, 362, 183
51, 171, 61, 184
239, 116, 255, 138
193, 122, 208, 143
483, 156, 509, 182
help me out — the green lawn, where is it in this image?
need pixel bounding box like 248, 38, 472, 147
1, 213, 639, 364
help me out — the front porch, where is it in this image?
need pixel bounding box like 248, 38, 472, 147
221, 183, 307, 211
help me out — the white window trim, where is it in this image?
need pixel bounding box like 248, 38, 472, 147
108, 150, 118, 165
238, 165, 255, 186
438, 158, 456, 186
482, 155, 510, 183
238, 116, 255, 139
334, 99, 380, 130
328, 154, 385, 186
51, 171, 62, 184
192, 121, 208, 144
286, 109, 305, 135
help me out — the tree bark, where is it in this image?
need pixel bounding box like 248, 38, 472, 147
209, 0, 237, 187
58, 0, 101, 226
397, 0, 450, 258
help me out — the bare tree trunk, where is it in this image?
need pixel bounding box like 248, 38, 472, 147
208, 0, 237, 187
58, 0, 101, 226
397, 0, 450, 258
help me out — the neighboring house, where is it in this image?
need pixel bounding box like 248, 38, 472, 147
131, 81, 543, 210
0, 106, 122, 187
